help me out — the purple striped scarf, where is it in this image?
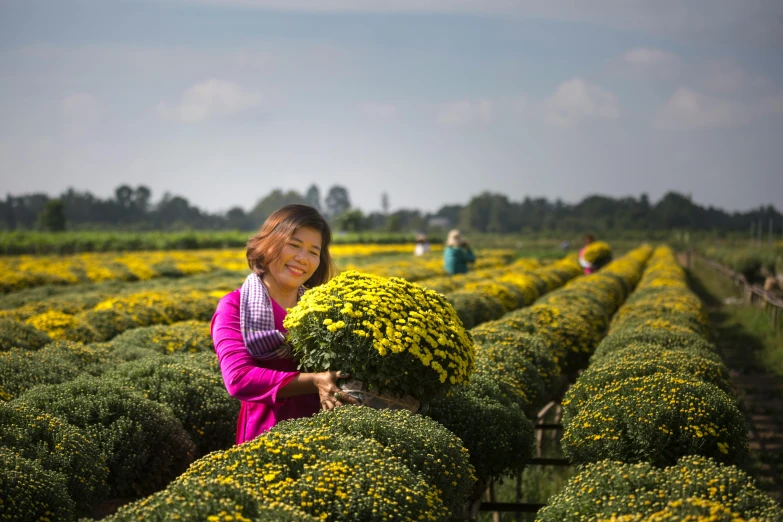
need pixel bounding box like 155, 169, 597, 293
240, 273, 304, 360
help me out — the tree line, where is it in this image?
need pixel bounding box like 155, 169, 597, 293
2, 184, 780, 236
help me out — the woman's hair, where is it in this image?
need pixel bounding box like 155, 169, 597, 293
246, 204, 334, 287
446, 229, 462, 248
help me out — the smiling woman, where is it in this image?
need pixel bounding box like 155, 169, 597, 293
211, 205, 359, 445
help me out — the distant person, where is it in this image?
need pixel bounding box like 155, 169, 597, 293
578, 234, 612, 274
444, 229, 475, 275
413, 233, 431, 257
560, 240, 570, 251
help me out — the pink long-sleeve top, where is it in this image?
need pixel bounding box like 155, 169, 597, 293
211, 289, 319, 444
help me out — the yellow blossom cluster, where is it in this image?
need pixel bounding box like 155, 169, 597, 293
499, 245, 653, 373
582, 240, 612, 264
538, 456, 781, 521
284, 270, 474, 399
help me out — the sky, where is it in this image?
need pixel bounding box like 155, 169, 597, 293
1, 0, 782, 216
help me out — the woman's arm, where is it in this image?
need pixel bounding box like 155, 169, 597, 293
211, 292, 356, 409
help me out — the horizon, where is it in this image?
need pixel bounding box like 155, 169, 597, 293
1, 1, 782, 215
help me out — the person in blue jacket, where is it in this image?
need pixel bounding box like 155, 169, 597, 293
443, 229, 475, 275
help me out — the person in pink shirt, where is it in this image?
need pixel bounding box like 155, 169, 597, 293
578, 233, 596, 274
211, 204, 358, 445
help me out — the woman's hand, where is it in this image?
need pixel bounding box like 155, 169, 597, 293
313, 370, 359, 410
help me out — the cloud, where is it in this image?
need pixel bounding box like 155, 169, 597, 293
654, 87, 753, 130
700, 60, 767, 94
359, 102, 399, 122
61, 93, 101, 136
622, 47, 682, 79
146, 0, 783, 47
157, 79, 264, 123
539, 78, 620, 128
437, 99, 494, 126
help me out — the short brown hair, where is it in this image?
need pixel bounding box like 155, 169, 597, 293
246, 204, 334, 287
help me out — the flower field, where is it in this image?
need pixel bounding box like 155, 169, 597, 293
1, 242, 780, 521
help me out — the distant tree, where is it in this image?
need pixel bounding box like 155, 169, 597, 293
249, 189, 306, 224
385, 214, 402, 233
305, 184, 322, 213
335, 209, 365, 232
115, 185, 134, 209
3, 195, 16, 230
38, 199, 67, 231
133, 185, 152, 214
325, 185, 351, 220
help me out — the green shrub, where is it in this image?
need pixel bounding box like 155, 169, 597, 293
0, 317, 51, 351
471, 335, 547, 415
470, 322, 557, 391
80, 308, 138, 340
563, 350, 734, 418
425, 374, 534, 484
0, 346, 81, 401
0, 402, 108, 514
179, 427, 449, 522
104, 477, 317, 522
0, 446, 75, 522
103, 358, 238, 456
14, 377, 196, 498
276, 445, 448, 522
168, 351, 221, 376
538, 456, 782, 521
592, 330, 716, 360
561, 373, 748, 467
445, 290, 505, 329
274, 406, 475, 516
108, 320, 212, 354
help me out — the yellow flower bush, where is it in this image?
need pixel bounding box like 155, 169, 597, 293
284, 270, 475, 400
273, 407, 475, 517
561, 372, 748, 467
0, 447, 76, 522
583, 240, 612, 264
498, 245, 652, 374
178, 426, 450, 522
564, 245, 747, 475
0, 401, 109, 514
538, 456, 782, 521
105, 476, 318, 522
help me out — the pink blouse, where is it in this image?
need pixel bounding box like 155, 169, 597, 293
210, 289, 319, 444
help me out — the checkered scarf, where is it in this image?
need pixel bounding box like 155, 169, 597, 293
240, 273, 305, 360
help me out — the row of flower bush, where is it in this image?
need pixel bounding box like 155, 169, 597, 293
0, 243, 451, 294
546, 246, 780, 520
0, 254, 564, 353
1, 340, 248, 521
341, 249, 516, 282
561, 246, 746, 466
104, 407, 477, 522
439, 256, 584, 329
422, 246, 653, 492
0, 249, 584, 520
0, 246, 655, 521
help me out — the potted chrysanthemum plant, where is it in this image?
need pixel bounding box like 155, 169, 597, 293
283, 270, 475, 411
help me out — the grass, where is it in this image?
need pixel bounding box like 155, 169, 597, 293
687, 258, 783, 499
687, 258, 783, 375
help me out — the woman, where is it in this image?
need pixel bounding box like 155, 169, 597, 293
578, 234, 596, 274
211, 204, 357, 445
443, 229, 475, 275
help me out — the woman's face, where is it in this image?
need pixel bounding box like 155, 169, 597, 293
265, 227, 323, 292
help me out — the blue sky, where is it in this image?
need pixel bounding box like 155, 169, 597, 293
1, 0, 782, 215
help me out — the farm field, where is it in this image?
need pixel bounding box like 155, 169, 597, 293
1, 241, 781, 522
